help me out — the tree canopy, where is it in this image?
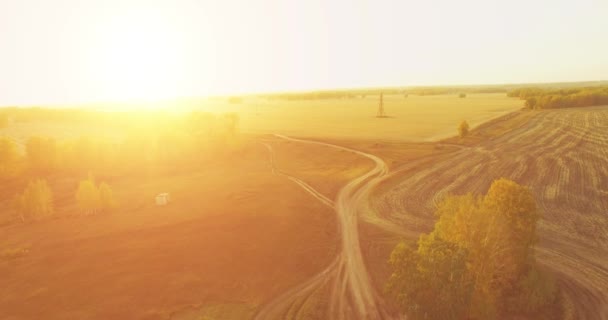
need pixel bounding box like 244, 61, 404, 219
13, 179, 54, 221
76, 177, 101, 215
387, 179, 560, 320
508, 86, 608, 109
458, 120, 470, 138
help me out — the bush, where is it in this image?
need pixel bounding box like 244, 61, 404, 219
14, 179, 54, 221
458, 120, 470, 138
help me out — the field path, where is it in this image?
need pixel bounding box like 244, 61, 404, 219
259, 142, 334, 208
255, 135, 391, 320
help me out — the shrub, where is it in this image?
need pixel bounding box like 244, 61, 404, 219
458, 120, 470, 138
14, 179, 54, 221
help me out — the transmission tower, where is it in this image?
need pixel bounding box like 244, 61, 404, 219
376, 93, 387, 118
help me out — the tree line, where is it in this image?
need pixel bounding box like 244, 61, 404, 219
0, 111, 240, 179
1, 110, 241, 223
386, 179, 561, 320
259, 86, 509, 101
508, 86, 608, 109
12, 175, 116, 222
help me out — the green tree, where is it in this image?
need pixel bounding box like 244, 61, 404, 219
76, 177, 100, 215
458, 120, 470, 138
98, 182, 116, 212
14, 179, 54, 221
387, 237, 473, 320
387, 179, 555, 320
525, 97, 537, 109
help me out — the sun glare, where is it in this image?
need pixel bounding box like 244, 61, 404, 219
92, 11, 185, 103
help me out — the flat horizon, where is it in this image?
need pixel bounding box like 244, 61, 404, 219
1, 79, 606, 108
2, 0, 607, 106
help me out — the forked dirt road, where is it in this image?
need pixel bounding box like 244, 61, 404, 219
256, 135, 389, 320
256, 106, 608, 320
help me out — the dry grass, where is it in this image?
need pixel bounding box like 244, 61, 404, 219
0, 139, 372, 320
215, 93, 523, 141
266, 136, 375, 198
2, 96, 578, 320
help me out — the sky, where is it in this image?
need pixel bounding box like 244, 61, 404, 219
0, 0, 607, 105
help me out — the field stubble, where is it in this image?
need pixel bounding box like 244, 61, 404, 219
372, 106, 608, 319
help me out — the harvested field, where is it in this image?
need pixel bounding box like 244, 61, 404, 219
371, 106, 608, 319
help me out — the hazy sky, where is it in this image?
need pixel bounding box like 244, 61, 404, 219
1, 0, 607, 105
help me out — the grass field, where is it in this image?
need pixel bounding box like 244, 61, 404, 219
0, 93, 522, 144
0, 95, 524, 319
214, 93, 523, 141
0, 140, 378, 320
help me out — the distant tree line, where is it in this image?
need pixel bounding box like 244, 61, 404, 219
508, 86, 608, 109
0, 107, 118, 124
408, 87, 506, 96
0, 109, 242, 224
261, 89, 405, 101
387, 179, 561, 320
0, 111, 240, 179
259, 86, 510, 100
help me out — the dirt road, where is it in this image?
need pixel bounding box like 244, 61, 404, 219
374, 106, 608, 320
256, 135, 390, 320
256, 107, 608, 320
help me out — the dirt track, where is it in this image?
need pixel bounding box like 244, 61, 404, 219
256, 135, 390, 320
255, 107, 608, 320
374, 107, 608, 320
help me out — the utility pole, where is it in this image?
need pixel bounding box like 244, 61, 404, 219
376, 93, 387, 118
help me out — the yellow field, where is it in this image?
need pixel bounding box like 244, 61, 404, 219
0, 93, 522, 143
216, 93, 523, 141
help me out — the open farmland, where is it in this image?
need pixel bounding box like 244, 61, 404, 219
0, 93, 521, 145
212, 93, 523, 141
0, 139, 376, 320
367, 106, 608, 320
2, 102, 607, 320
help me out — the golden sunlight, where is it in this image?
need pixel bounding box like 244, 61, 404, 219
1, 1, 608, 320
91, 10, 186, 102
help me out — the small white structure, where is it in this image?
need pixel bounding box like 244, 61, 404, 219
155, 193, 171, 206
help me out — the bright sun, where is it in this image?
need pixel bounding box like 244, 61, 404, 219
93, 11, 185, 102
